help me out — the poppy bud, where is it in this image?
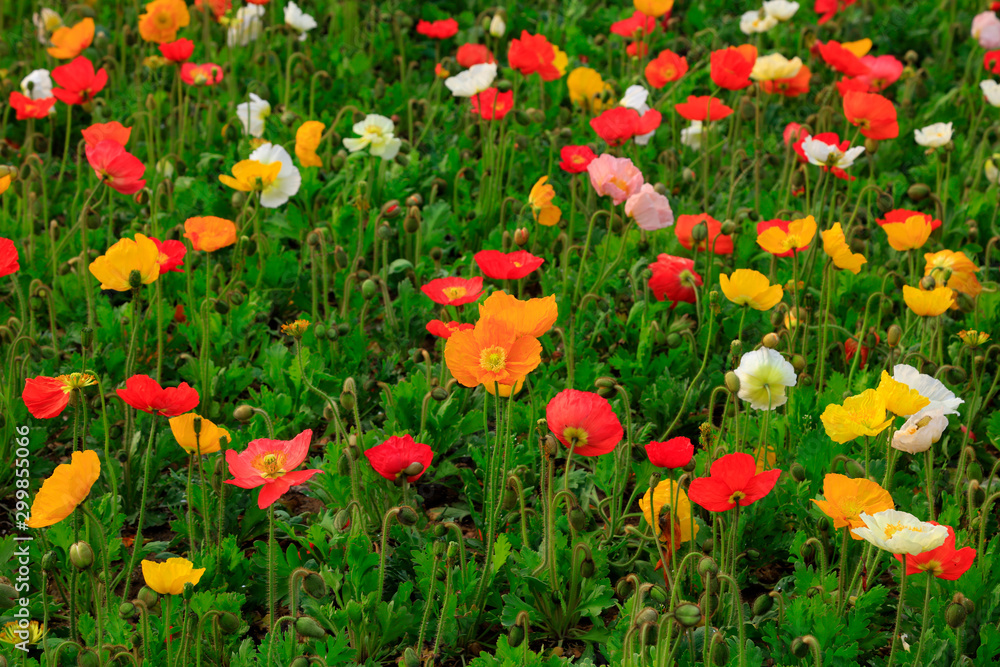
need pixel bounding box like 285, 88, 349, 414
886, 324, 902, 348
674, 603, 702, 628
381, 200, 401, 219
907, 183, 931, 201
946, 366, 967, 384
397, 506, 419, 526
698, 557, 719, 577
361, 278, 377, 300
791, 637, 810, 658
137, 586, 158, 608
945, 601, 967, 628
615, 578, 634, 599
128, 269, 143, 289
683, 167, 696, 181
402, 462, 424, 478
334, 509, 352, 532
691, 222, 708, 243
789, 462, 806, 482
762, 332, 780, 349
580, 554, 596, 579
70, 541, 95, 570
635, 606, 658, 626
739, 96, 756, 121
78, 650, 100, 667
968, 461, 983, 482
403, 647, 422, 667
720, 219, 737, 235
289, 658, 310, 667
700, 537, 714, 553
791, 354, 806, 373
303, 572, 327, 598
595, 376, 617, 389
664, 332, 681, 348
214, 299, 230, 315
710, 631, 730, 665
234, 405, 254, 422
295, 615, 327, 639
119, 602, 136, 619
403, 208, 421, 234
752, 593, 773, 616
544, 433, 559, 456
568, 506, 586, 530
875, 192, 894, 214
844, 458, 865, 479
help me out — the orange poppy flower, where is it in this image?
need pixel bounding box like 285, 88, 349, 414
47, 18, 94, 59
138, 0, 191, 44
528, 176, 561, 226
183, 216, 237, 252
817, 40, 871, 77
811, 473, 894, 539
761, 64, 811, 97
710, 45, 757, 91
26, 450, 101, 528
903, 285, 954, 317
478, 291, 558, 338
675, 213, 733, 254
645, 50, 688, 88
756, 215, 816, 255
674, 95, 733, 122
444, 316, 542, 389
924, 250, 982, 298
843, 91, 899, 140
882, 215, 932, 251
821, 223, 867, 274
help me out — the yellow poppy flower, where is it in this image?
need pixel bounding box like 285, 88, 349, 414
903, 285, 954, 317
295, 120, 325, 168
924, 250, 981, 298
528, 176, 561, 227
88, 233, 161, 292
218, 160, 281, 193
141, 558, 205, 595
719, 269, 783, 310
882, 215, 932, 251
820, 389, 894, 444
639, 479, 698, 552
875, 371, 929, 417
634, 0, 674, 17
552, 45, 569, 77
757, 215, 817, 255
0, 620, 46, 645
842, 38, 872, 57
811, 473, 893, 539
753, 445, 777, 473
26, 450, 100, 528
821, 223, 867, 274
957, 330, 990, 348
567, 67, 614, 112
169, 413, 232, 455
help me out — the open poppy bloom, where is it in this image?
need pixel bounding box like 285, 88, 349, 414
567, 67, 615, 113
734, 348, 797, 410
142, 558, 205, 594
47, 18, 94, 59
81, 121, 132, 147
893, 523, 976, 579
8, 92, 56, 120
416, 18, 459, 39
883, 215, 932, 251
854, 55, 903, 92
52, 56, 108, 106
183, 216, 237, 252
421, 276, 484, 306
587, 154, 644, 204
23, 373, 97, 419
528, 176, 561, 226
426, 320, 475, 339
611, 10, 656, 38
508, 31, 568, 81
648, 254, 701, 307
852, 509, 948, 555
117, 374, 200, 417
843, 90, 899, 140
720, 269, 783, 310
444, 316, 542, 389
225, 429, 322, 509
635, 0, 674, 17
688, 452, 781, 512
89, 233, 161, 291
546, 389, 624, 456
159, 37, 195, 62
138, 0, 191, 44
295, 120, 325, 167
875, 370, 930, 417
645, 49, 688, 88
150, 238, 186, 274
640, 479, 698, 552
559, 145, 597, 173
821, 389, 894, 443
761, 64, 811, 96
180, 62, 224, 86
26, 450, 101, 528
812, 473, 894, 539
756, 220, 799, 258
590, 106, 662, 146
456, 43, 495, 68
822, 223, 867, 273
818, 40, 871, 76
478, 291, 558, 338
364, 435, 434, 482
903, 285, 955, 317
0, 238, 17, 277
625, 184, 673, 231
757, 215, 816, 255
877, 209, 941, 231
646, 437, 694, 468
475, 250, 544, 280
218, 160, 281, 193
675, 213, 733, 254
169, 413, 231, 454
470, 88, 514, 120
797, 132, 864, 180
924, 250, 981, 298
710, 45, 757, 90
674, 95, 733, 122
86, 140, 147, 195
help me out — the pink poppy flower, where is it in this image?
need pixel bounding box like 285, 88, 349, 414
624, 183, 673, 231
224, 429, 323, 509
587, 154, 644, 205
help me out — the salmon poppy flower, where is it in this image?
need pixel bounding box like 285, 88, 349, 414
893, 523, 976, 579
475, 250, 544, 280
478, 291, 558, 338
820, 389, 893, 443
855, 55, 903, 92
47, 18, 94, 59
590, 106, 663, 146
674, 95, 733, 122
365, 435, 434, 482
445, 316, 542, 389
924, 250, 981, 297
8, 92, 56, 120
169, 412, 231, 454
560, 145, 597, 173
183, 216, 237, 252
422, 276, 484, 306
159, 38, 195, 62
903, 286, 955, 317
81, 121, 132, 148
822, 223, 867, 274
883, 215, 932, 251
877, 209, 941, 231
818, 40, 870, 77
546, 389, 624, 457
649, 254, 701, 307
52, 56, 108, 106
710, 45, 757, 90
426, 320, 475, 339
89, 233, 160, 291
508, 31, 568, 81
151, 238, 186, 274
456, 43, 495, 67
645, 50, 688, 88
640, 479, 698, 552
86, 140, 147, 195
688, 452, 781, 512
26, 450, 100, 528
757, 215, 816, 255
675, 213, 733, 254
587, 154, 644, 204
416, 18, 459, 40
646, 436, 694, 468
225, 429, 322, 509
142, 558, 205, 594
294, 120, 325, 167
0, 238, 19, 277
180, 62, 224, 86
117, 374, 199, 417
761, 64, 811, 97
470, 88, 514, 120
138, 0, 191, 44
812, 473, 894, 538
23, 373, 97, 419
720, 269, 783, 310
843, 90, 899, 140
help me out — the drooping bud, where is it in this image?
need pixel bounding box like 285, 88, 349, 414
762, 333, 780, 349
724, 371, 741, 394
674, 603, 703, 628
294, 615, 327, 639
887, 324, 902, 348
234, 405, 254, 422
945, 601, 967, 628
397, 506, 419, 526
790, 462, 806, 482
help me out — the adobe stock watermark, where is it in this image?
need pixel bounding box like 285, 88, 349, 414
8, 425, 34, 652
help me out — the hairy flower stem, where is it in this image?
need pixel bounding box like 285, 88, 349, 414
266, 504, 277, 667
661, 308, 715, 440
886, 556, 908, 667
123, 413, 159, 601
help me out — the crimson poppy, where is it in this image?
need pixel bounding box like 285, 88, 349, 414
688, 452, 781, 512
559, 145, 597, 173
815, 0, 856, 24
508, 31, 566, 81
818, 41, 870, 77
416, 18, 458, 39
611, 10, 656, 38
86, 140, 147, 195
675, 213, 733, 254
52, 56, 108, 105
674, 95, 733, 122
876, 209, 941, 231
761, 65, 811, 97
8, 92, 56, 120
710, 45, 757, 90
986, 50, 1000, 74
421, 276, 484, 306
470, 88, 514, 120
590, 107, 662, 146
456, 43, 495, 68
646, 437, 694, 469
546, 389, 624, 457
843, 90, 899, 140
648, 254, 701, 307
756, 219, 808, 258
893, 523, 976, 580
117, 374, 199, 417
426, 320, 475, 339
151, 238, 187, 274
0, 238, 19, 277
364, 434, 434, 482
159, 37, 195, 62
474, 250, 544, 280
81, 121, 132, 147
645, 50, 688, 88
180, 62, 224, 86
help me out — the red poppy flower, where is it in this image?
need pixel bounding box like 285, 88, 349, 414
843, 91, 899, 140
364, 434, 434, 482
645, 50, 688, 88
590, 107, 662, 146
22, 377, 72, 419
611, 10, 656, 38
81, 121, 132, 148
646, 437, 694, 469
159, 38, 195, 63
986, 50, 1000, 74
85, 140, 147, 195
117, 374, 199, 417
757, 219, 808, 258
417, 18, 459, 40
9, 92, 56, 120
876, 209, 942, 231
674, 96, 733, 122
783, 122, 808, 149
648, 254, 701, 307
761, 64, 811, 97
710, 45, 757, 90
855, 55, 903, 92
0, 238, 19, 277
675, 213, 733, 254
818, 41, 870, 77
470, 88, 514, 120
546, 389, 624, 457
421, 276, 484, 306
559, 145, 596, 174
225, 429, 322, 509
180, 62, 224, 86
845, 331, 879, 368
893, 523, 976, 580
688, 452, 781, 512
195, 0, 231, 19
835, 77, 870, 96
456, 43, 495, 68
52, 56, 108, 106
174, 303, 187, 323
474, 250, 544, 280
426, 320, 475, 339
626, 41, 650, 58
508, 31, 566, 81
151, 238, 186, 274
815, 0, 857, 24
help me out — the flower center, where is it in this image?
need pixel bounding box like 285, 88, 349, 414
728, 490, 746, 505
609, 176, 628, 191
563, 427, 589, 449
882, 521, 920, 540
442, 286, 467, 301
479, 345, 507, 372
253, 452, 287, 479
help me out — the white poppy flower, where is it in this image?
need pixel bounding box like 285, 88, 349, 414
981, 80, 1000, 107
763, 0, 799, 20
248, 143, 302, 208
284, 2, 317, 41
227, 5, 265, 48
891, 364, 963, 418
892, 409, 949, 454
681, 121, 707, 150
801, 135, 865, 169
986, 153, 1000, 184
235, 93, 271, 138
343, 114, 402, 160
619, 85, 655, 145
489, 14, 506, 37
914, 122, 953, 148
734, 348, 797, 410
740, 10, 778, 34
444, 63, 498, 98
33, 8, 62, 44
851, 509, 949, 555
21, 69, 53, 100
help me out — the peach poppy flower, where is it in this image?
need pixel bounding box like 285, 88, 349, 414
924, 250, 982, 298
183, 216, 237, 252
586, 154, 643, 205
